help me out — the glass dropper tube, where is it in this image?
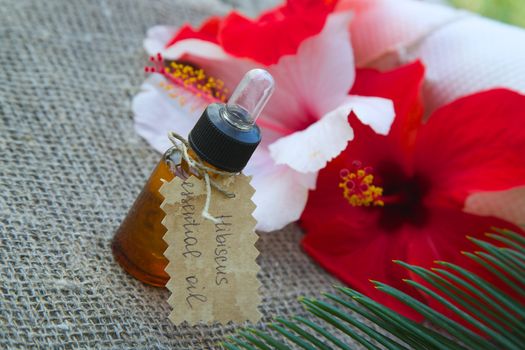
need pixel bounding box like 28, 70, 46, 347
221, 68, 275, 130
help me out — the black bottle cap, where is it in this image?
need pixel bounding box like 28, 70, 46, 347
188, 103, 261, 172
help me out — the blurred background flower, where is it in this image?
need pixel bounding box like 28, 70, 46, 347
233, 0, 525, 28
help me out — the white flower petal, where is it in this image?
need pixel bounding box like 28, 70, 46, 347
268, 104, 354, 173
144, 25, 178, 56
264, 11, 355, 128
132, 74, 204, 153
268, 95, 395, 173
343, 0, 458, 67
244, 148, 316, 232
464, 186, 525, 228
163, 39, 231, 61
346, 95, 395, 135
412, 16, 525, 111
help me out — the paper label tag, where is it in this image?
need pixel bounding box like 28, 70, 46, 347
160, 174, 261, 325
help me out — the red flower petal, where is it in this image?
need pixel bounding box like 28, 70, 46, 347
165, 17, 221, 47
300, 155, 379, 239
351, 61, 425, 154
414, 89, 525, 208
303, 228, 426, 320
301, 152, 425, 320
338, 61, 425, 171
166, 0, 334, 65
300, 64, 429, 314
405, 208, 524, 331
219, 0, 334, 65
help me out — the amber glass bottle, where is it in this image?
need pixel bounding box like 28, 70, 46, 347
112, 154, 173, 286
112, 150, 215, 286
112, 69, 275, 286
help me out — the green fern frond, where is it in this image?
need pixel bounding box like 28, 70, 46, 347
223, 229, 525, 349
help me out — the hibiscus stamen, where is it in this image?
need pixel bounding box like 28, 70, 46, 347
339, 161, 384, 207
145, 53, 229, 107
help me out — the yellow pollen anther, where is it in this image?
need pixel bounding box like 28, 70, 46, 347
339, 162, 384, 207
158, 61, 228, 106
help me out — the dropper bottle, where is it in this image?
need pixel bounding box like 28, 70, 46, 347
112, 69, 275, 286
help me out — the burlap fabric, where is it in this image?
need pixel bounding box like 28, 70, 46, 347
0, 0, 347, 348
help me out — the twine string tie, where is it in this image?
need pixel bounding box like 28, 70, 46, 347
166, 132, 236, 223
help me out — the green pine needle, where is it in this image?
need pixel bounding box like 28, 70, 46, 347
222, 230, 525, 349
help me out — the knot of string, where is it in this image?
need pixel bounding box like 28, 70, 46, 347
166, 132, 236, 223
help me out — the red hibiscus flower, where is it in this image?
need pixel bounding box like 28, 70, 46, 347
163, 0, 335, 66
300, 61, 525, 320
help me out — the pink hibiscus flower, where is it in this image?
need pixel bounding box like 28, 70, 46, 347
133, 0, 395, 231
